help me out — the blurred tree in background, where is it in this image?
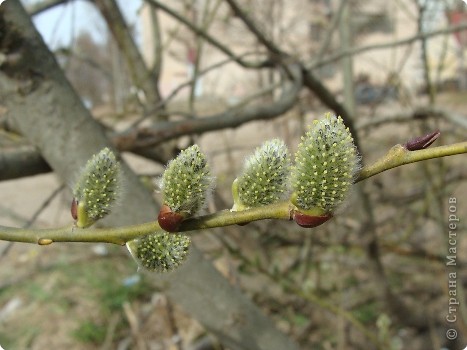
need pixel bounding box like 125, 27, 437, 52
0, 0, 466, 349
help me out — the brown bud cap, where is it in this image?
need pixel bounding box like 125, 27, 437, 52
71, 198, 78, 220
158, 204, 185, 232
405, 130, 440, 151
292, 210, 332, 228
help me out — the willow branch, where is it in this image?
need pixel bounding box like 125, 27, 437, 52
356, 142, 467, 182
0, 201, 293, 245
0, 141, 466, 244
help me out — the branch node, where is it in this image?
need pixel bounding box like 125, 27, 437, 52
38, 238, 53, 245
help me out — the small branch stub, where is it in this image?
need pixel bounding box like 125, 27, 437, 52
38, 238, 53, 245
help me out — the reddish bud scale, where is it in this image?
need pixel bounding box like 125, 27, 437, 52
405, 130, 440, 151
71, 198, 78, 220
158, 204, 184, 232
292, 211, 332, 228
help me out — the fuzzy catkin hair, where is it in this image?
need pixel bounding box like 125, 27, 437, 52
236, 139, 290, 207
135, 232, 190, 272
159, 145, 214, 216
292, 113, 360, 213
73, 147, 121, 227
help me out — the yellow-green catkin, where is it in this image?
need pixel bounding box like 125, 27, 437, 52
73, 147, 121, 228
292, 113, 360, 213
135, 232, 191, 272
235, 139, 290, 209
159, 145, 214, 216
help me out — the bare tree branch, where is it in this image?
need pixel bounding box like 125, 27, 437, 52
127, 51, 263, 129
26, 0, 72, 16
356, 106, 467, 130
316, 0, 347, 60
309, 22, 467, 69
6, 103, 466, 181
0, 146, 52, 181
146, 0, 273, 69
128, 64, 303, 149
0, 66, 293, 180
199, 1, 359, 152
145, 2, 163, 79
55, 47, 112, 80
224, 0, 285, 58
94, 0, 162, 108
301, 67, 360, 150
216, 0, 359, 151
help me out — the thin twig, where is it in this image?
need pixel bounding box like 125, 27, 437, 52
146, 0, 272, 68
24, 184, 65, 228
165, 299, 183, 350
218, 233, 382, 348
308, 22, 467, 69
224, 0, 285, 57
315, 0, 347, 60
130, 64, 303, 149
125, 52, 266, 130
